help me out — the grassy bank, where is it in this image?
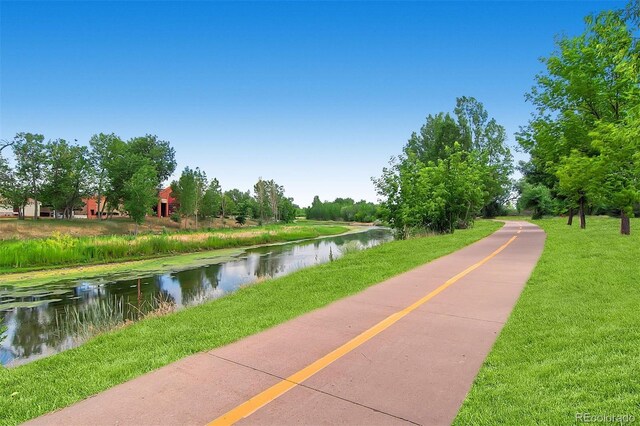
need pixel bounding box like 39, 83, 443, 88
0, 221, 500, 425
0, 248, 245, 288
0, 224, 348, 273
455, 217, 640, 424
0, 216, 259, 241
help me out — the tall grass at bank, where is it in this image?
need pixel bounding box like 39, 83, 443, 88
0, 225, 347, 273
455, 217, 640, 425
56, 294, 177, 343
0, 221, 500, 425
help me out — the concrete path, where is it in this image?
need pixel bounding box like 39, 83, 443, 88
28, 221, 545, 426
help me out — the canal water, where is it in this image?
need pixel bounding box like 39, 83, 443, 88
0, 227, 393, 367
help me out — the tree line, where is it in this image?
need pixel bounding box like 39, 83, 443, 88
517, 1, 639, 235
0, 133, 176, 226
374, 97, 513, 237
306, 196, 380, 223
170, 170, 298, 228
0, 132, 300, 232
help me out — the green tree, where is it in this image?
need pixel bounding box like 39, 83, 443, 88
253, 178, 271, 224
42, 139, 92, 218
123, 164, 158, 235
305, 196, 379, 222
0, 154, 27, 218
589, 112, 640, 234
170, 167, 198, 228
375, 98, 511, 236
518, 5, 639, 228
556, 151, 595, 228
455, 97, 513, 217
201, 178, 222, 224
518, 182, 556, 220
278, 197, 297, 223
103, 135, 175, 217
128, 135, 177, 185
102, 137, 134, 217
89, 133, 124, 218
12, 133, 47, 219
375, 143, 486, 237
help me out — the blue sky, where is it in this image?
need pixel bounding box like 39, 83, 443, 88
0, 0, 625, 207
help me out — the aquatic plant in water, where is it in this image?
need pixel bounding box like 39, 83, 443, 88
339, 241, 363, 256
55, 293, 177, 342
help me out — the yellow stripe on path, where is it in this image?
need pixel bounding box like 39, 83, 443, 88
208, 235, 519, 426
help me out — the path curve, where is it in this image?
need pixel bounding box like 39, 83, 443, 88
27, 221, 545, 426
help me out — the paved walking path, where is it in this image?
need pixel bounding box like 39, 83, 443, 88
28, 221, 545, 426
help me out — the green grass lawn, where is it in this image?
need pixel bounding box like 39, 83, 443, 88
0, 220, 500, 425
455, 217, 640, 425
0, 224, 349, 274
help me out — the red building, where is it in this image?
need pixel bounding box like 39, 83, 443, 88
156, 187, 177, 218
69, 189, 175, 219
75, 196, 126, 218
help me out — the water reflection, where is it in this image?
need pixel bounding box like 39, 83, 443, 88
0, 228, 392, 366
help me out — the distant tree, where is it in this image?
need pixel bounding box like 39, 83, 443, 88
128, 134, 177, 185
454, 97, 513, 217
42, 139, 93, 218
278, 197, 297, 223
518, 182, 556, 220
306, 196, 379, 223
254, 178, 269, 224
103, 135, 175, 217
375, 142, 486, 236
265, 179, 284, 221
235, 214, 246, 226
201, 178, 222, 224
89, 133, 124, 218
0, 154, 27, 218
102, 137, 135, 217
556, 152, 595, 228
13, 133, 48, 219
404, 113, 464, 162
123, 164, 158, 235
193, 168, 207, 228
170, 167, 197, 228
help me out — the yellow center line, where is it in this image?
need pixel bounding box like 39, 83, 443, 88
208, 234, 519, 426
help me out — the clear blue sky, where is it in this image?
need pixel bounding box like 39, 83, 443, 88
0, 0, 624, 207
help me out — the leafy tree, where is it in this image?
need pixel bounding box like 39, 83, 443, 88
278, 197, 297, 223
265, 180, 284, 221
518, 5, 639, 229
201, 178, 222, 223
102, 137, 135, 217
589, 111, 640, 234
375, 98, 511, 236
224, 189, 254, 217
42, 139, 92, 218
103, 135, 175, 217
375, 143, 486, 237
89, 133, 124, 218
405, 113, 464, 162
454, 97, 513, 217
253, 178, 269, 224
128, 135, 177, 185
306, 197, 379, 222
12, 133, 47, 219
123, 164, 158, 235
556, 151, 595, 228
170, 167, 198, 228
0, 155, 27, 217
518, 182, 556, 220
